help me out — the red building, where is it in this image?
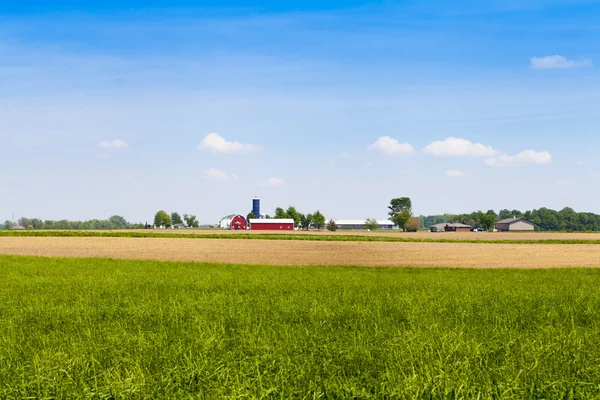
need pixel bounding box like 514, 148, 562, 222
230, 215, 248, 230
249, 218, 295, 231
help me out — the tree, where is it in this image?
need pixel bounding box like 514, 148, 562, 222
312, 211, 326, 230
18, 217, 31, 229
477, 211, 496, 232
274, 207, 287, 219
404, 217, 420, 232
171, 212, 183, 225
326, 219, 337, 231
4, 220, 13, 230
247, 211, 257, 221
183, 214, 199, 228
286, 206, 301, 227
154, 210, 172, 228
389, 197, 412, 229
299, 213, 313, 230
364, 218, 379, 230
108, 215, 128, 229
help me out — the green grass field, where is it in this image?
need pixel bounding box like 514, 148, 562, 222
3, 229, 600, 245
1, 255, 600, 398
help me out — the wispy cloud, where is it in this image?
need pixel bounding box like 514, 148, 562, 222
446, 170, 465, 178
531, 55, 592, 70
485, 150, 552, 167
198, 133, 263, 154
98, 139, 129, 149
201, 168, 240, 180
260, 177, 285, 186
368, 136, 414, 156
423, 137, 497, 157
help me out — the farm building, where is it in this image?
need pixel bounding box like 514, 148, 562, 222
430, 223, 472, 232
334, 220, 395, 230
495, 217, 535, 232
249, 218, 294, 231
230, 215, 248, 230
10, 225, 26, 230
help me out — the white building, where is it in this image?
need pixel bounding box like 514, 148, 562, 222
334, 220, 395, 230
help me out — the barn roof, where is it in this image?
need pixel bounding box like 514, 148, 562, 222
496, 217, 533, 225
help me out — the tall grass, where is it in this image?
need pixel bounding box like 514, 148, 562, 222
1, 255, 600, 398
2, 229, 600, 244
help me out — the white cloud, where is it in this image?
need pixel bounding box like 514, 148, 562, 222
98, 139, 129, 149
530, 55, 592, 70
485, 150, 552, 167
368, 136, 414, 156
198, 133, 263, 154
422, 137, 497, 157
261, 177, 285, 186
446, 170, 465, 178
201, 168, 240, 180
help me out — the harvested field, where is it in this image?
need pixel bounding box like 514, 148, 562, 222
12, 229, 600, 242
1, 236, 600, 268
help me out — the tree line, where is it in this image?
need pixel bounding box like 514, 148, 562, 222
153, 211, 199, 228
2, 215, 143, 230
418, 207, 600, 232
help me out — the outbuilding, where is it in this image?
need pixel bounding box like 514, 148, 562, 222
230, 215, 248, 230
431, 223, 472, 232
495, 217, 535, 232
334, 220, 395, 230
249, 218, 294, 231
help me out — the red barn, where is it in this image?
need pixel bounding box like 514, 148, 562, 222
249, 218, 295, 231
230, 215, 248, 230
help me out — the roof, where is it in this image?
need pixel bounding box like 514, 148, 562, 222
334, 220, 395, 225
11, 225, 26, 230
446, 223, 472, 228
496, 217, 533, 225
249, 219, 295, 224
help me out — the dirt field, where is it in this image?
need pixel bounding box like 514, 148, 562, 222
106, 229, 600, 241
1, 237, 600, 268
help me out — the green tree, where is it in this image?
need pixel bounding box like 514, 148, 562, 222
286, 206, 301, 227
171, 212, 183, 225
183, 214, 199, 228
247, 211, 257, 221
4, 220, 13, 230
274, 207, 287, 219
389, 197, 413, 229
364, 218, 379, 230
299, 213, 313, 230
312, 211, 326, 230
18, 217, 31, 229
326, 219, 337, 231
477, 211, 496, 232
154, 210, 172, 228
108, 215, 128, 229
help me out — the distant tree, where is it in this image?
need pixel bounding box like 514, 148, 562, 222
18, 217, 31, 229
364, 218, 379, 230
498, 209, 512, 220
299, 213, 313, 230
274, 207, 287, 219
326, 219, 337, 232
404, 217, 420, 232
4, 220, 13, 230
30, 218, 43, 229
171, 212, 183, 225
182, 214, 199, 228
389, 197, 413, 229
286, 206, 301, 227
247, 211, 257, 221
477, 211, 496, 232
312, 211, 326, 230
108, 215, 128, 229
154, 210, 172, 228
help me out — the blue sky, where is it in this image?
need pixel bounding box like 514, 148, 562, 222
1, 0, 600, 223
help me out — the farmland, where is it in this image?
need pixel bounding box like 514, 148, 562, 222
2, 255, 600, 398
2, 236, 600, 268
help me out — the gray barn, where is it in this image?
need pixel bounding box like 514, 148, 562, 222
495, 217, 535, 232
